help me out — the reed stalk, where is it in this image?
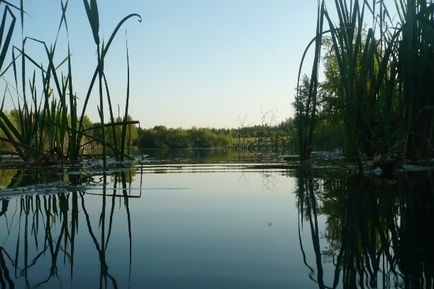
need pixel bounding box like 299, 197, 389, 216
296, 0, 433, 163
0, 0, 141, 163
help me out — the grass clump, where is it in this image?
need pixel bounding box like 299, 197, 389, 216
0, 0, 141, 164
295, 0, 434, 165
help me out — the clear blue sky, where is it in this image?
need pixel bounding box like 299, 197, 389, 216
15, 0, 319, 128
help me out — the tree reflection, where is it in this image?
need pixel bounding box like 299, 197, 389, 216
0, 168, 137, 289
296, 169, 434, 289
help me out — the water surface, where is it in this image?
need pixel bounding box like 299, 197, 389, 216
0, 155, 433, 289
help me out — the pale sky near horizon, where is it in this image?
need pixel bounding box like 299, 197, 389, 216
7, 0, 319, 128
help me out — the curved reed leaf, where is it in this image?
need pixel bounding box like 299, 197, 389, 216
120, 36, 130, 161
0, 6, 15, 71
77, 12, 141, 160
83, 0, 99, 45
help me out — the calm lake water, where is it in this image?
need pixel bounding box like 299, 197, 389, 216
0, 150, 433, 289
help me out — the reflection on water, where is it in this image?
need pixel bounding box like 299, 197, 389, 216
296, 169, 434, 289
141, 148, 285, 164
0, 160, 433, 289
0, 169, 135, 289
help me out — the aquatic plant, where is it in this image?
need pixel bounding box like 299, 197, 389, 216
296, 0, 434, 163
398, 0, 434, 159
0, 0, 141, 163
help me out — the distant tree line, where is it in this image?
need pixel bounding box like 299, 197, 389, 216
133, 120, 296, 151
1, 107, 344, 155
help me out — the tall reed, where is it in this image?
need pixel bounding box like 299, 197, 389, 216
0, 0, 141, 163
296, 0, 433, 163
295, 1, 325, 161
398, 0, 434, 158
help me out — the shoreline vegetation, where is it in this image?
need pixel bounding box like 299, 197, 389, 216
0, 0, 141, 165
134, 121, 294, 151
0, 0, 432, 172
1, 117, 295, 153
295, 0, 433, 169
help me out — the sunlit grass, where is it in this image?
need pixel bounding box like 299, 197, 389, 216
0, 0, 141, 164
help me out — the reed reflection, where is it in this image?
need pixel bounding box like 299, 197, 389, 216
296, 169, 434, 289
0, 168, 137, 289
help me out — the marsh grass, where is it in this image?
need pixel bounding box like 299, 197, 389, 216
297, 0, 434, 164
0, 0, 141, 164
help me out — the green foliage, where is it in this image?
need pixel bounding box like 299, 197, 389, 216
89, 115, 139, 156
0, 1, 141, 163
296, 0, 434, 163
135, 122, 294, 151
294, 75, 317, 158
135, 126, 231, 150
399, 0, 434, 158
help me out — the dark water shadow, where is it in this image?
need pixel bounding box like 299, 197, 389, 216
0, 168, 136, 289
296, 169, 434, 288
